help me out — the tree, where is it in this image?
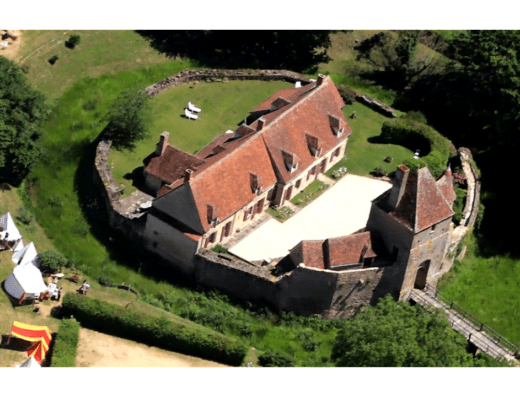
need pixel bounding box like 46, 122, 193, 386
0, 56, 49, 185
65, 34, 81, 49
103, 88, 152, 150
356, 31, 446, 91
38, 250, 68, 273
137, 31, 334, 73
331, 295, 477, 367
258, 351, 295, 367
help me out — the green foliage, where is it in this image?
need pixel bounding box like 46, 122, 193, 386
381, 118, 451, 179
258, 351, 296, 367
331, 295, 476, 367
452, 185, 467, 225
475, 202, 485, 229
336, 84, 357, 105
403, 110, 427, 124
211, 244, 228, 254
97, 274, 117, 287
66, 34, 81, 49
61, 292, 248, 366
103, 88, 152, 150
50, 319, 80, 367
0, 56, 49, 185
48, 55, 59, 65
15, 207, 34, 225
82, 99, 97, 111
38, 250, 68, 273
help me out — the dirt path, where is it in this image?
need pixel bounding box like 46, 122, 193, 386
1, 30, 22, 61
76, 328, 229, 367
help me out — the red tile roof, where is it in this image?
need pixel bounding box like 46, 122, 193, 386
145, 145, 205, 184
436, 173, 457, 205
327, 232, 376, 267
384, 167, 455, 232
258, 77, 351, 183
300, 240, 327, 269
297, 232, 376, 269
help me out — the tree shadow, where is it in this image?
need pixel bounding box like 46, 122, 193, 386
135, 30, 331, 74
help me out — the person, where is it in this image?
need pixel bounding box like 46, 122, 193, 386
57, 287, 62, 302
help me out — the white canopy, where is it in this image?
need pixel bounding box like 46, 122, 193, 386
16, 356, 41, 368
4, 262, 48, 300
12, 242, 38, 266
0, 212, 22, 242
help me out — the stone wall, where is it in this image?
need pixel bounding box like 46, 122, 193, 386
145, 69, 311, 97
356, 94, 397, 118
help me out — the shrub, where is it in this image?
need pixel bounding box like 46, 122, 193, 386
61, 293, 248, 366
16, 207, 34, 225
402, 110, 427, 124
65, 34, 81, 49
48, 195, 63, 207
258, 351, 295, 367
337, 85, 357, 105
475, 202, 485, 229
38, 250, 68, 273
97, 274, 117, 287
381, 118, 452, 179
83, 99, 97, 110
211, 244, 228, 254
48, 55, 59, 65
50, 318, 80, 367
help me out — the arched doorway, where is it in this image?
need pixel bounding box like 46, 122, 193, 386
414, 260, 430, 289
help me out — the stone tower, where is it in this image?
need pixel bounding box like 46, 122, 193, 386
366, 165, 455, 300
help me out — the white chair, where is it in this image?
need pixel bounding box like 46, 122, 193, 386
185, 109, 198, 120
188, 101, 201, 113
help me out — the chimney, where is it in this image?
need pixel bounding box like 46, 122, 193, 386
257, 118, 266, 132
184, 168, 194, 182
445, 163, 452, 177
388, 165, 409, 210
155, 132, 169, 156
317, 74, 325, 86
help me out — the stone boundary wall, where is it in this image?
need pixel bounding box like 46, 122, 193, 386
356, 94, 397, 118
145, 69, 311, 96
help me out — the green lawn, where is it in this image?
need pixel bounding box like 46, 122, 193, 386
17, 30, 173, 100
326, 101, 414, 179
438, 231, 520, 346
266, 207, 295, 223
109, 79, 293, 198
291, 180, 329, 207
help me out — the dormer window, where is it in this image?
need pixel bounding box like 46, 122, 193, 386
282, 150, 299, 173
328, 114, 344, 136
250, 172, 262, 195
270, 97, 292, 111
306, 134, 321, 158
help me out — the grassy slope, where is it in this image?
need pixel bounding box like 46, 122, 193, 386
110, 79, 292, 197
319, 31, 450, 106
17, 30, 172, 100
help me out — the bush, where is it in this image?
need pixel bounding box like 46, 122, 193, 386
50, 319, 80, 367
38, 250, 68, 273
97, 274, 117, 287
211, 244, 228, 254
258, 351, 295, 367
48, 55, 59, 65
61, 293, 248, 366
16, 207, 34, 225
337, 85, 357, 105
381, 118, 452, 179
65, 34, 81, 49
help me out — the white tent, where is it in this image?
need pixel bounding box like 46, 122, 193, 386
4, 262, 48, 301
12, 242, 38, 266
16, 356, 41, 368
0, 212, 23, 250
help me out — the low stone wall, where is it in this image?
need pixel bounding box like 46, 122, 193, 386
145, 69, 311, 96
356, 94, 397, 118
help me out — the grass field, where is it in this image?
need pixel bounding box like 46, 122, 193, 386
14, 30, 174, 100
109, 79, 292, 198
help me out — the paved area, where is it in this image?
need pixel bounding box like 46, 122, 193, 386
410, 289, 518, 362
229, 174, 391, 262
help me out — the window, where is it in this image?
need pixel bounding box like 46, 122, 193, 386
431, 224, 437, 233
296, 179, 301, 189
267, 189, 274, 201
224, 222, 232, 237
209, 233, 217, 243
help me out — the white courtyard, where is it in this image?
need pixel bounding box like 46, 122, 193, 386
229, 174, 392, 262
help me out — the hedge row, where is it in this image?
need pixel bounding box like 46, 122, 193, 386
50, 318, 80, 367
61, 292, 247, 366
381, 118, 454, 179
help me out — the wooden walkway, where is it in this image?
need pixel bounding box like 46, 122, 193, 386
410, 288, 518, 362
